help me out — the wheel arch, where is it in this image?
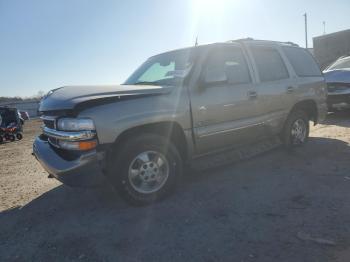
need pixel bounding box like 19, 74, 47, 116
290, 99, 318, 125
110, 121, 189, 162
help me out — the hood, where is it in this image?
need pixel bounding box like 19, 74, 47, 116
39, 85, 171, 112
323, 69, 350, 84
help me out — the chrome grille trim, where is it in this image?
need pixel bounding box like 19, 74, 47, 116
43, 127, 96, 141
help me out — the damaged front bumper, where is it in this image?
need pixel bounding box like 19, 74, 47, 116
33, 135, 106, 187
327, 85, 350, 110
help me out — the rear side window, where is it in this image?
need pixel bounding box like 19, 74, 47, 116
251, 46, 289, 82
283, 47, 322, 76
205, 46, 251, 85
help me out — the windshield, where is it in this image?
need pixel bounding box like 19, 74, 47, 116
124, 49, 194, 86
327, 56, 350, 71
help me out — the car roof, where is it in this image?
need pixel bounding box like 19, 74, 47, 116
151, 38, 301, 58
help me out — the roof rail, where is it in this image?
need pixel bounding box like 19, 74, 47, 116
227, 38, 299, 47
282, 41, 299, 47
226, 37, 254, 43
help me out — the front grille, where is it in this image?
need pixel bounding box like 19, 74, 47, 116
41, 115, 58, 148
43, 119, 55, 129
48, 137, 59, 147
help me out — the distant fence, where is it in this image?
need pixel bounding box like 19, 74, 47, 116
0, 101, 40, 118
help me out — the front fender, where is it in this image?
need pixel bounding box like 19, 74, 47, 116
78, 91, 191, 145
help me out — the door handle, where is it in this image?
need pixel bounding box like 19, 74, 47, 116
286, 86, 294, 93
247, 91, 257, 99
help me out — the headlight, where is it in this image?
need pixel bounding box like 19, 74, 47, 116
57, 118, 95, 131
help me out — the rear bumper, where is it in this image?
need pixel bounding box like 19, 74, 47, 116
33, 136, 106, 187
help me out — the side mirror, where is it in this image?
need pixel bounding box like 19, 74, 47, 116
202, 68, 228, 87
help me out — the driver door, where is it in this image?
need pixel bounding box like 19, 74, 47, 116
190, 45, 263, 154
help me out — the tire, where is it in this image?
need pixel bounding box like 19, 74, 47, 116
108, 134, 183, 205
16, 133, 23, 140
281, 110, 309, 149
0, 136, 3, 143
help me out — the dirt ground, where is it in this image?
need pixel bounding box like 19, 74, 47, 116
0, 113, 350, 262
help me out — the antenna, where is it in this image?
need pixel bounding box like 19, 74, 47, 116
323, 21, 326, 35
303, 13, 308, 48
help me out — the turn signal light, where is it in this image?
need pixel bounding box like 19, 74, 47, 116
78, 140, 97, 151
58, 140, 97, 151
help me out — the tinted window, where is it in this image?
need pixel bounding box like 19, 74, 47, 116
283, 47, 322, 76
205, 46, 251, 85
251, 46, 289, 82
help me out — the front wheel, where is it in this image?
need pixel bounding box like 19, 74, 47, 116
281, 110, 309, 149
108, 134, 183, 205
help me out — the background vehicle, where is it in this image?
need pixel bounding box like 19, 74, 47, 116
33, 39, 327, 205
0, 107, 23, 143
323, 55, 350, 110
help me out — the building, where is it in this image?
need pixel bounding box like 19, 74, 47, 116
313, 29, 350, 70
0, 100, 40, 118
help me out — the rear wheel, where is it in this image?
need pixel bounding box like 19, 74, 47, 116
108, 134, 183, 205
16, 133, 23, 140
281, 110, 309, 149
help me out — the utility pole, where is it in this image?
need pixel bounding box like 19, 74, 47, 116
303, 13, 308, 48
195, 36, 198, 46
323, 21, 326, 35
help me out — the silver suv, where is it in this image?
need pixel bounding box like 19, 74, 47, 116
33, 39, 328, 205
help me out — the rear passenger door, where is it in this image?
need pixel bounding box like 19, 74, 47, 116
246, 44, 296, 135
281, 46, 326, 110
191, 45, 262, 154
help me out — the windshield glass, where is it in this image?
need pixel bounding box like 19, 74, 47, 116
124, 49, 194, 86
327, 56, 350, 70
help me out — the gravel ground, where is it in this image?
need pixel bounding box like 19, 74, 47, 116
0, 113, 350, 262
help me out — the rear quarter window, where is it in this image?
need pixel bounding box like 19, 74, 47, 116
282, 47, 322, 77
250, 46, 289, 82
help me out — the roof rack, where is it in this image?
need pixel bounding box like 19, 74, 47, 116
226, 37, 254, 43
226, 38, 299, 47
282, 41, 299, 47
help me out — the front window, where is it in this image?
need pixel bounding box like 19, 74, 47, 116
204, 46, 252, 85
327, 56, 350, 71
124, 49, 194, 87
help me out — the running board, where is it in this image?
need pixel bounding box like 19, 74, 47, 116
190, 137, 282, 171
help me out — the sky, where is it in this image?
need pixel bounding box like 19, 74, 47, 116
0, 0, 349, 97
